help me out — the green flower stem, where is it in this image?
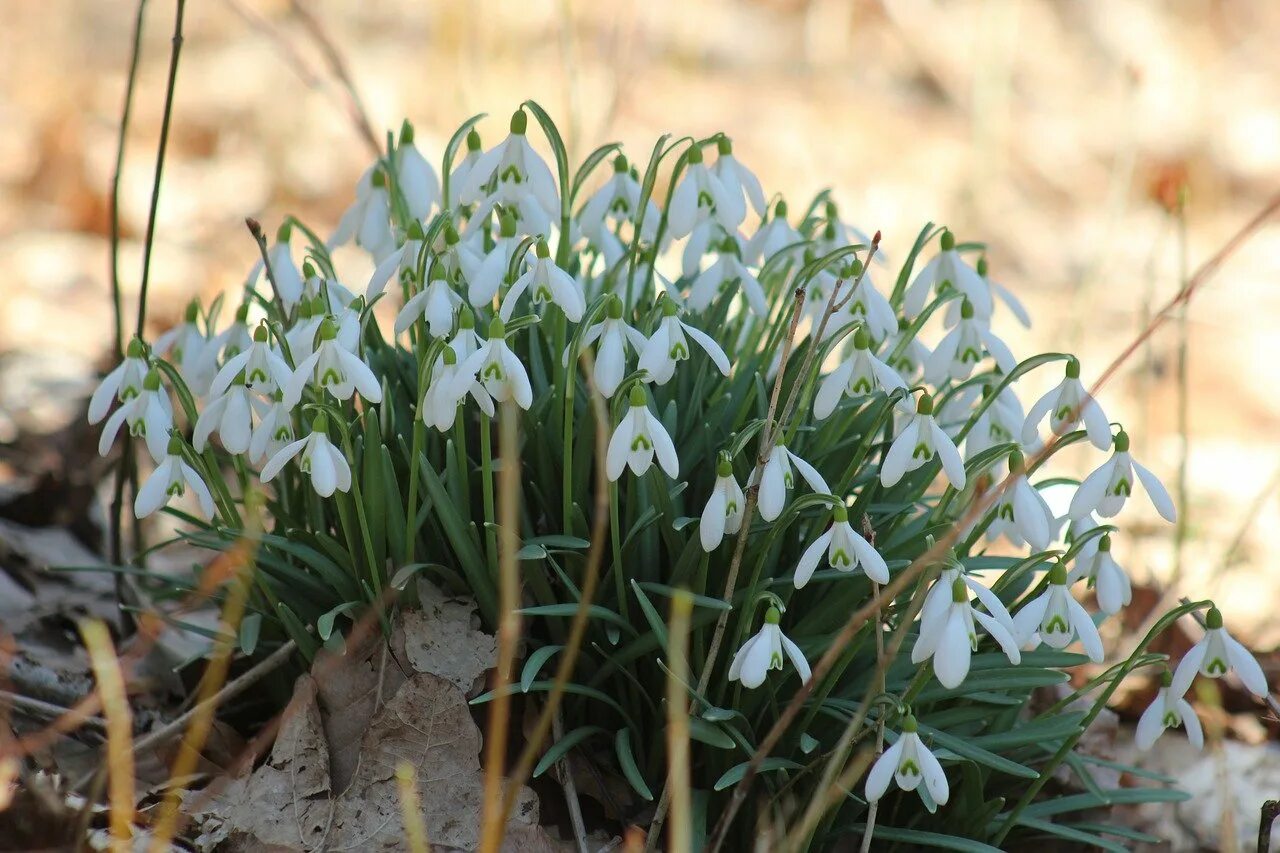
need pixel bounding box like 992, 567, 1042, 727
990, 598, 1211, 846
480, 413, 498, 578
609, 482, 629, 623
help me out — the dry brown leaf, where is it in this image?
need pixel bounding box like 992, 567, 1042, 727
399, 579, 498, 696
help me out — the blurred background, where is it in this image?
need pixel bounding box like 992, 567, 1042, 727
1, 0, 1278, 847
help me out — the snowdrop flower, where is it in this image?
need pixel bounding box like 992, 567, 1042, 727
580, 154, 652, 236
457, 109, 560, 229
267, 223, 304, 309
97, 369, 173, 463
135, 435, 214, 520
813, 328, 908, 420
865, 716, 949, 807
286, 296, 326, 364
568, 296, 646, 398
248, 393, 294, 465
1067, 429, 1175, 522
1067, 534, 1131, 615
793, 504, 889, 588
210, 325, 291, 398
912, 577, 1021, 688
1136, 671, 1203, 751
924, 299, 1017, 386
331, 166, 396, 261
687, 238, 767, 317
500, 240, 585, 322
743, 200, 801, 265
985, 450, 1055, 551
395, 266, 461, 338
668, 144, 742, 239
282, 317, 383, 407
965, 379, 1029, 462
447, 128, 483, 208
727, 607, 810, 689
395, 120, 441, 220
753, 444, 831, 522
365, 221, 425, 300
154, 299, 215, 395
920, 558, 1018, 641
882, 316, 931, 382
881, 394, 966, 489
816, 201, 884, 265
421, 346, 494, 431
681, 219, 742, 279
711, 137, 766, 221
1170, 606, 1270, 699
464, 209, 520, 306
193, 372, 255, 455
301, 268, 358, 316
838, 260, 897, 342
451, 318, 533, 409
903, 230, 992, 321
1012, 562, 1104, 662
700, 456, 745, 551
88, 338, 150, 425
1022, 357, 1111, 451
605, 385, 679, 481
976, 257, 1031, 327
638, 298, 731, 386
260, 415, 352, 498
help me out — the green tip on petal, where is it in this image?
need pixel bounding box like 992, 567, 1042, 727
143, 369, 162, 391
1098, 534, 1112, 551
1113, 429, 1130, 452
853, 328, 870, 350
629, 384, 647, 407
686, 144, 703, 165
499, 210, 517, 238
960, 298, 975, 320
1205, 607, 1223, 629
1049, 562, 1068, 585
977, 256, 988, 276
311, 414, 329, 434
951, 577, 967, 603
940, 230, 955, 251
901, 714, 918, 733
1008, 448, 1024, 471
607, 295, 623, 320
717, 136, 732, 155
832, 504, 849, 523
407, 220, 425, 241
613, 153, 629, 173
1065, 356, 1081, 379
775, 199, 788, 218
536, 239, 550, 259
443, 347, 457, 366
764, 606, 781, 625
184, 299, 201, 323
166, 434, 184, 456
126, 338, 146, 359
717, 457, 733, 477
466, 128, 482, 151
276, 221, 292, 244
399, 119, 414, 144
317, 317, 338, 341
916, 393, 934, 416
1160, 669, 1173, 687
488, 317, 506, 338
254, 324, 269, 343
509, 109, 527, 135
302, 260, 316, 279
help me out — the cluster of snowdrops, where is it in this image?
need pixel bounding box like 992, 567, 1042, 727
90, 105, 1270, 833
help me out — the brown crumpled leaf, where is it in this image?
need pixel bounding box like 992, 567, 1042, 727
191, 589, 560, 851
398, 579, 498, 696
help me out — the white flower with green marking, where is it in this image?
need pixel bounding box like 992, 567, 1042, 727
1170, 607, 1270, 699
1012, 562, 1104, 662
500, 239, 585, 323
97, 368, 173, 463
668, 143, 741, 239
135, 435, 214, 520
450, 317, 533, 409
1023, 357, 1111, 450
792, 504, 889, 588
1136, 671, 1203, 751
283, 317, 383, 407
753, 444, 831, 522
638, 298, 731, 386
881, 393, 966, 489
210, 324, 291, 398
260, 415, 352, 498
700, 455, 745, 551
1067, 533, 1132, 615
605, 385, 678, 481
913, 576, 1021, 689
813, 327, 908, 420
865, 715, 949, 808
88, 337, 150, 426
1068, 428, 1175, 522
728, 607, 810, 689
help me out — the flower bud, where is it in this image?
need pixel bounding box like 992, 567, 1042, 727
716, 456, 733, 477
607, 294, 623, 320
853, 328, 870, 350
488, 317, 506, 339
143, 370, 162, 392
1049, 561, 1068, 585
317, 317, 338, 341
1098, 534, 1111, 552
499, 209, 517, 238
253, 324, 269, 343
960, 298, 975, 320
901, 714, 918, 733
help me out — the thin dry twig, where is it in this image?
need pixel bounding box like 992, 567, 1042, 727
79, 620, 134, 853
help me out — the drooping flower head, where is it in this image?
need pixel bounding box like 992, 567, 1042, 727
1012, 561, 1104, 662
700, 454, 745, 551
881, 393, 966, 489
727, 606, 810, 689
88, 337, 150, 425
793, 504, 889, 589
1068, 428, 1175, 522
260, 414, 353, 498
1136, 669, 1203, 751
865, 715, 949, 809
1170, 606, 1270, 699
135, 434, 215, 520
605, 384, 679, 481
